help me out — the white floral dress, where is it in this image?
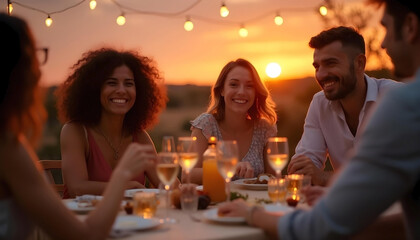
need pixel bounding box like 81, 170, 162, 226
190, 113, 277, 178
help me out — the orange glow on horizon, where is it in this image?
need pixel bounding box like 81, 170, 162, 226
11, 0, 379, 87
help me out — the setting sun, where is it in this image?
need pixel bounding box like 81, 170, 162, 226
265, 62, 282, 78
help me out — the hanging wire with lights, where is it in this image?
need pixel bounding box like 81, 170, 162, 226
109, 0, 203, 26
182, 2, 329, 37
7, 0, 87, 27
7, 0, 330, 36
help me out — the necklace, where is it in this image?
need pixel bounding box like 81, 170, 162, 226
97, 128, 123, 161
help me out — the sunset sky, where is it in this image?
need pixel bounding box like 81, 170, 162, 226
2, 0, 380, 87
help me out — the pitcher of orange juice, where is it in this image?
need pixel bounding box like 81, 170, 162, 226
202, 136, 226, 202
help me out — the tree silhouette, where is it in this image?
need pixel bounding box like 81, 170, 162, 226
319, 0, 392, 71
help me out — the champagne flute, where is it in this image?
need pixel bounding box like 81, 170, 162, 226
161, 136, 175, 153
216, 140, 239, 202
266, 137, 289, 204
156, 151, 179, 223
177, 136, 198, 183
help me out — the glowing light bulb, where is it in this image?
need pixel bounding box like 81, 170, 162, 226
319, 6, 328, 16
89, 0, 97, 10
116, 14, 126, 26
220, 3, 229, 17
8, 3, 13, 14
184, 18, 194, 31
45, 15, 52, 27
274, 15, 283, 26
239, 26, 248, 38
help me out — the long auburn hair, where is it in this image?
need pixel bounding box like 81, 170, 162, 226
0, 13, 46, 147
207, 58, 277, 125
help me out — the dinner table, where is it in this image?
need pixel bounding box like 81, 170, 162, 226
53, 179, 401, 240
61, 181, 298, 240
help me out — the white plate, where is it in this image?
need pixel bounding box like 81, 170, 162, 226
124, 188, 160, 198
112, 215, 161, 231
64, 199, 96, 213
202, 208, 246, 223
196, 185, 203, 191
264, 204, 294, 214
233, 178, 268, 190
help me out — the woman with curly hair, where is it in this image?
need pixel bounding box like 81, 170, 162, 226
0, 13, 156, 240
56, 48, 167, 198
187, 58, 278, 184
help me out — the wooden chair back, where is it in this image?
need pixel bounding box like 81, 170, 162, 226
39, 160, 65, 196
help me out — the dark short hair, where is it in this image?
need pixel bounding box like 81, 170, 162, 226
309, 26, 365, 55
367, 0, 420, 38
56, 48, 167, 133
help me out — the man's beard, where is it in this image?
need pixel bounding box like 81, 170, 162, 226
324, 64, 357, 100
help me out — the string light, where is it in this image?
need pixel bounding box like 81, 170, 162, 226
10, 0, 330, 37
220, 2, 229, 18
274, 13, 283, 26
239, 24, 248, 38
116, 13, 126, 25
45, 15, 52, 27
8, 3, 13, 14
89, 0, 96, 10
319, 5, 328, 16
184, 17, 194, 31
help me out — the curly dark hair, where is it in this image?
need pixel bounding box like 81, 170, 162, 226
56, 48, 167, 133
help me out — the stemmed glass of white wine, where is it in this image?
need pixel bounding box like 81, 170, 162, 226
177, 136, 198, 183
156, 151, 179, 223
161, 136, 175, 153
216, 140, 239, 202
266, 137, 289, 204
266, 137, 289, 178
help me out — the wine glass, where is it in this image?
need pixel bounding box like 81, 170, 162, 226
266, 137, 289, 178
161, 136, 175, 153
216, 140, 239, 202
156, 151, 179, 223
266, 137, 289, 204
177, 136, 198, 183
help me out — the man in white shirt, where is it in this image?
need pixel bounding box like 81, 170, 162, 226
287, 26, 402, 186
218, 2, 420, 238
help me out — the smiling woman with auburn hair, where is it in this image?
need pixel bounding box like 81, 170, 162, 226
186, 58, 278, 184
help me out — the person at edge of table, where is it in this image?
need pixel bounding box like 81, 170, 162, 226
56, 48, 167, 198
218, 0, 420, 239
0, 13, 157, 240
185, 58, 278, 184
287, 26, 402, 186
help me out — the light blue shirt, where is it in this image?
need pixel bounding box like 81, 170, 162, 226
293, 74, 402, 170
0, 198, 34, 240
278, 69, 420, 239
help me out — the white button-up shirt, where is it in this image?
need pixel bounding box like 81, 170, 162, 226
292, 74, 402, 170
